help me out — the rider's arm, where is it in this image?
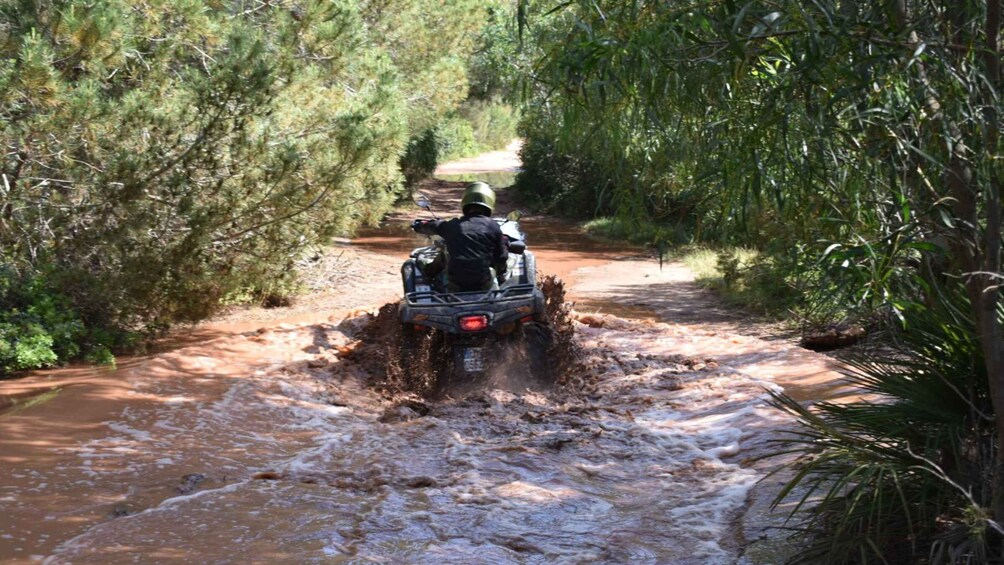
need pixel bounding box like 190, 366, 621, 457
491, 224, 509, 278
411, 219, 443, 236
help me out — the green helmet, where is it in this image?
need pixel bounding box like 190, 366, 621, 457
461, 182, 496, 216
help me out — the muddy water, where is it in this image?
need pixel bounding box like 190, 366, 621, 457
1, 313, 785, 564
0, 326, 320, 563
0, 160, 844, 563
0, 219, 843, 565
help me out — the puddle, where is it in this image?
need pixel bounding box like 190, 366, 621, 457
572, 299, 662, 321
4, 312, 785, 564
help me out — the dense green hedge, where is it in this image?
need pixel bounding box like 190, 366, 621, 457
0, 0, 493, 373
0, 268, 122, 372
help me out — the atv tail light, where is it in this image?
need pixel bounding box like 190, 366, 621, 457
520, 315, 534, 323
459, 315, 489, 332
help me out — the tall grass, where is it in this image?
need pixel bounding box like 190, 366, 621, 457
676, 246, 807, 318
582, 217, 677, 246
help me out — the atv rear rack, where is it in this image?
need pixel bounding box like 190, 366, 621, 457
400, 283, 545, 333
404, 283, 537, 306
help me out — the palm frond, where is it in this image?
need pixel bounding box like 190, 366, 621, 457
765, 286, 997, 564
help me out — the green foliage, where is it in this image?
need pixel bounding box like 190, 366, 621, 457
399, 99, 519, 187
515, 0, 1000, 260
518, 1, 1003, 544
0, 269, 124, 374
467, 0, 534, 103
676, 246, 809, 317
436, 171, 517, 189
516, 122, 611, 215
400, 129, 440, 188
434, 116, 480, 163
399, 119, 482, 188
584, 217, 657, 245
0, 327, 56, 373
770, 287, 998, 563
459, 99, 519, 152
813, 203, 952, 324
359, 0, 485, 133
0, 0, 491, 367
436, 100, 521, 161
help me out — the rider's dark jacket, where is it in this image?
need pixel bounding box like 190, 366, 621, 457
414, 214, 508, 290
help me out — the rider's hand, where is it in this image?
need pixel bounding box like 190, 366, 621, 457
411, 219, 425, 231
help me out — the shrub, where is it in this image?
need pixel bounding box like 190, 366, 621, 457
672, 246, 810, 318
459, 99, 519, 151
399, 101, 517, 189
434, 116, 481, 162
515, 123, 611, 215
583, 217, 679, 246
769, 286, 998, 563
400, 129, 441, 188
0, 269, 122, 375
1, 0, 491, 361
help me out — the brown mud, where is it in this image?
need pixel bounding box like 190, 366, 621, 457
3, 310, 784, 563
0, 146, 846, 564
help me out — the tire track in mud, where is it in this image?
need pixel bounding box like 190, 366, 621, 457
41, 306, 787, 564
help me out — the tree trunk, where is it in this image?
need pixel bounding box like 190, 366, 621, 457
920, 0, 1004, 528
979, 0, 1004, 528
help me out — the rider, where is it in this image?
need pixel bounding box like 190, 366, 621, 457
411, 182, 508, 292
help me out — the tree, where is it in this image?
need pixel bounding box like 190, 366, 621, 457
516, 0, 1004, 551
0, 0, 491, 370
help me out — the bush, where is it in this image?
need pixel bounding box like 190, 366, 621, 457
459, 99, 518, 151
400, 129, 441, 188
434, 116, 481, 162
400, 101, 518, 188
713, 248, 806, 317
583, 217, 679, 246
671, 245, 810, 318
769, 286, 998, 563
515, 124, 611, 215
1, 0, 492, 360
0, 269, 124, 375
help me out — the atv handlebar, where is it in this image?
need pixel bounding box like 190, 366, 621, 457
411, 219, 437, 236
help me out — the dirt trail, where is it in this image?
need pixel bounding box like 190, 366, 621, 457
0, 146, 843, 564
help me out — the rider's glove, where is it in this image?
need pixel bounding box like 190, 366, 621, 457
412, 219, 437, 236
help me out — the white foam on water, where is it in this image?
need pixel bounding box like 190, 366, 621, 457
105, 422, 153, 443
163, 395, 195, 405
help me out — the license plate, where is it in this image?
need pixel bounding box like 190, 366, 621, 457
462, 348, 485, 373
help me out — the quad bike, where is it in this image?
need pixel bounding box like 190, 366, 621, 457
398, 195, 552, 390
